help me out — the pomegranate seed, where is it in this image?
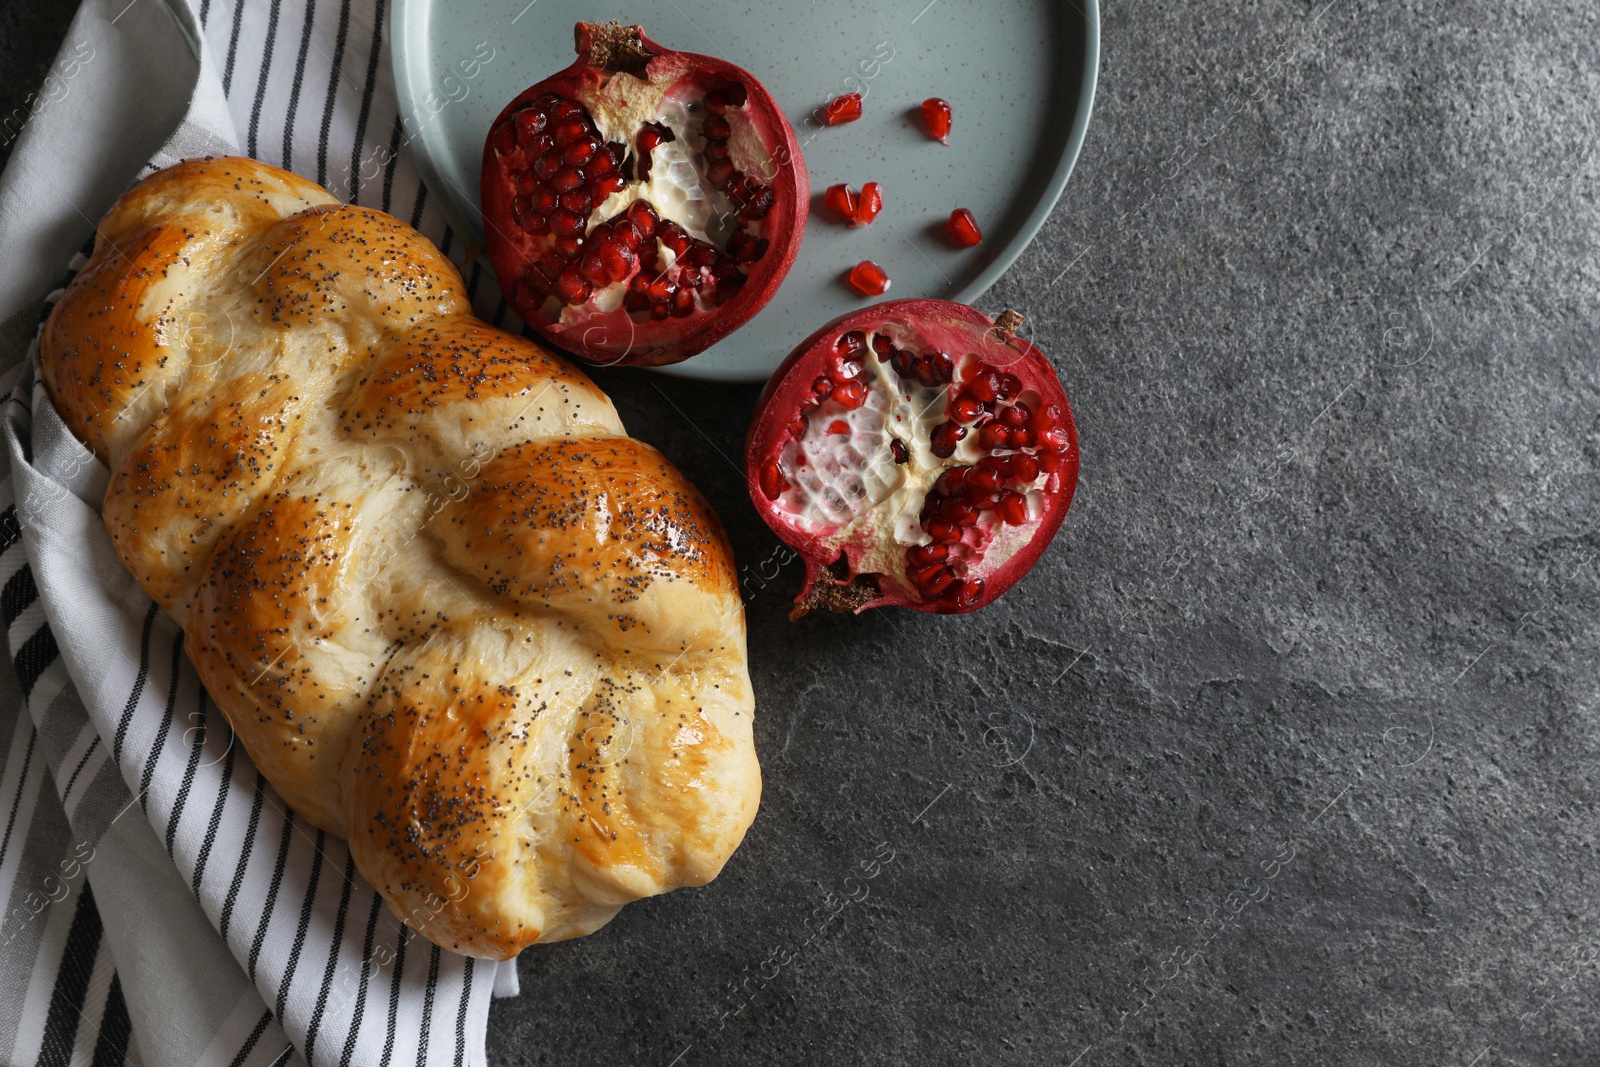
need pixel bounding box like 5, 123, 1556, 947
706, 81, 748, 112
1039, 428, 1070, 453
822, 92, 863, 125
759, 460, 789, 500
1039, 453, 1064, 474
832, 378, 867, 409
827, 419, 850, 435
848, 260, 891, 296
627, 201, 658, 238
938, 467, 971, 494
890, 438, 910, 464
1031, 405, 1061, 432
914, 353, 954, 388
998, 373, 1023, 399
930, 422, 965, 458
559, 189, 592, 215
921, 98, 953, 144
909, 562, 947, 588
977, 423, 1008, 450
563, 138, 599, 166
1000, 404, 1030, 428
740, 184, 776, 220
729, 233, 769, 264
837, 331, 868, 364
969, 467, 1002, 495
921, 567, 958, 597
550, 210, 584, 237
907, 543, 948, 566
553, 119, 587, 145
635, 122, 675, 181
599, 240, 635, 280
941, 499, 979, 525
951, 396, 983, 423
824, 184, 857, 222
579, 249, 608, 285
534, 152, 562, 181
494, 122, 517, 156
551, 168, 584, 193
947, 578, 984, 610
947, 208, 983, 247
1011, 454, 1040, 482
997, 492, 1028, 526
671, 288, 696, 317
967, 369, 1001, 403
595, 174, 627, 199
853, 182, 883, 227
515, 109, 547, 143
555, 268, 591, 305
926, 521, 962, 544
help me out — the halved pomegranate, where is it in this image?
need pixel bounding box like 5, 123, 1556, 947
481, 22, 809, 366
745, 300, 1079, 617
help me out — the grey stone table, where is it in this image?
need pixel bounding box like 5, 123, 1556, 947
6, 1, 1599, 1063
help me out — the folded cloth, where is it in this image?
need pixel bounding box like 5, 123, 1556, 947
0, 0, 526, 1064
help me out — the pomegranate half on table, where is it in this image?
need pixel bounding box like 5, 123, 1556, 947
746, 300, 1080, 618
482, 21, 808, 367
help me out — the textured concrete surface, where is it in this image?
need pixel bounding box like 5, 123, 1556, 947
8, 0, 1600, 1064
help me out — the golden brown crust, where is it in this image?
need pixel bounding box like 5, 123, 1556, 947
39, 158, 759, 960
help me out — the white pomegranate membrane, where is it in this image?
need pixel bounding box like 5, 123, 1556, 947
756, 316, 1073, 613
489, 78, 776, 332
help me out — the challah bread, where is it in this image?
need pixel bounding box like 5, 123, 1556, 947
39, 157, 760, 959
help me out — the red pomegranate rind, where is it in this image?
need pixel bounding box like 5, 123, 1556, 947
481, 22, 809, 366
745, 300, 1079, 617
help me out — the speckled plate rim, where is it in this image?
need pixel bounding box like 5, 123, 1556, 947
390, 0, 1100, 382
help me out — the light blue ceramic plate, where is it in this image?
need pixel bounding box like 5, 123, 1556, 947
391, 0, 1098, 382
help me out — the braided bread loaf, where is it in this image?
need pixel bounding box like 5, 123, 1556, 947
40, 157, 760, 959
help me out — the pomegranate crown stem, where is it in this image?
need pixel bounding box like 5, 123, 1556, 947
577, 21, 656, 77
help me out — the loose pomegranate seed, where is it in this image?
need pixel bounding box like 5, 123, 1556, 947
822, 92, 863, 125
824, 182, 883, 227
824, 184, 857, 223
890, 438, 910, 464
827, 420, 851, 435
921, 98, 953, 144
947, 208, 982, 247
854, 182, 883, 226
848, 260, 890, 296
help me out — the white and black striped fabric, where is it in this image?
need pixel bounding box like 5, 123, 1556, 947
0, 0, 524, 1063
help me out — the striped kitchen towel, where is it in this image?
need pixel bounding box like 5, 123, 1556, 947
0, 0, 526, 1063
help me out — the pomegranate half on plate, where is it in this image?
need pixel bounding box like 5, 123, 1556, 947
746, 299, 1079, 617
481, 21, 809, 367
